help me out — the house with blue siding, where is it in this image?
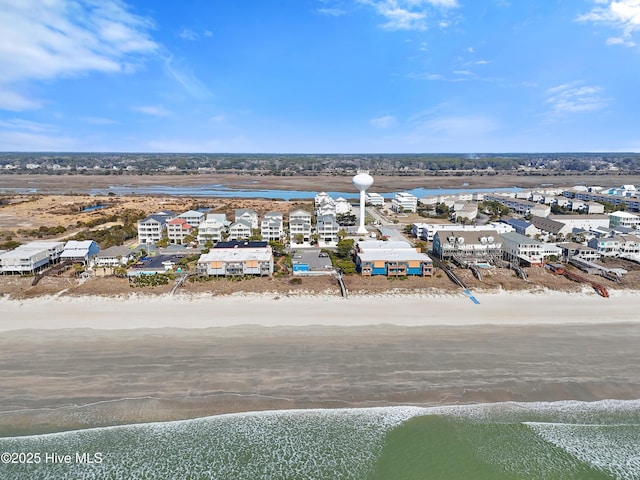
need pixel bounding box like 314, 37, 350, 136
61, 240, 100, 264
355, 240, 433, 276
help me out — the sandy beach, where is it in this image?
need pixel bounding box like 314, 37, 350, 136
1, 290, 639, 436
0, 289, 638, 331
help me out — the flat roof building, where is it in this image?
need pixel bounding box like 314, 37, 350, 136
0, 241, 65, 275
198, 242, 273, 277
391, 192, 417, 213
355, 240, 433, 276
365, 192, 385, 207
609, 211, 640, 229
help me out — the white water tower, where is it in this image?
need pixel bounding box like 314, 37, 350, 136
352, 170, 374, 234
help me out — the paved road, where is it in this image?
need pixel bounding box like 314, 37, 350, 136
365, 206, 392, 226
378, 226, 408, 242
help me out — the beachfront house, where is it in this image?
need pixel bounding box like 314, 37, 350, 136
557, 242, 602, 262
261, 212, 284, 242
93, 245, 136, 267
432, 230, 502, 262
355, 240, 433, 276
617, 234, 640, 257
61, 240, 100, 264
500, 232, 546, 266
167, 218, 195, 245
588, 236, 621, 257
412, 223, 514, 242
586, 234, 640, 258
197, 241, 273, 277
0, 241, 65, 275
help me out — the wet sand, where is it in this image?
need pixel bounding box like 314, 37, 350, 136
1, 292, 639, 436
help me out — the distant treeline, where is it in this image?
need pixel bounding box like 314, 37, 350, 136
1, 152, 640, 175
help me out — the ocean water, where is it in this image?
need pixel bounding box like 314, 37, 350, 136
1, 400, 638, 479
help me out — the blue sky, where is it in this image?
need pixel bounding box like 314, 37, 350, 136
1, 0, 640, 153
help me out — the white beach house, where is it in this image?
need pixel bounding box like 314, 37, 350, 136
137, 212, 174, 244
261, 212, 284, 242
61, 240, 100, 264
0, 241, 65, 275
289, 209, 312, 245
197, 216, 226, 245
391, 192, 417, 213
228, 220, 253, 241
234, 209, 259, 230
197, 241, 273, 277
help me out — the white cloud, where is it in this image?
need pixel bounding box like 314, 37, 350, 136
544, 83, 611, 118
0, 0, 158, 111
0, 119, 54, 132
370, 115, 397, 128
178, 28, 199, 40
423, 73, 446, 80
209, 114, 226, 123
177, 28, 214, 40
606, 35, 636, 45
82, 116, 119, 125
0, 115, 81, 150
163, 55, 212, 99
0, 88, 42, 111
408, 71, 470, 81
357, 0, 458, 31
0, 130, 76, 150
316, 8, 347, 16
578, 0, 640, 46
133, 105, 171, 117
